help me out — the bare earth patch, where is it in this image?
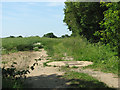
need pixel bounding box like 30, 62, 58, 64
47, 61, 93, 67
71, 68, 119, 88
25, 49, 119, 88
2, 49, 119, 88
24, 49, 70, 88
2, 51, 42, 70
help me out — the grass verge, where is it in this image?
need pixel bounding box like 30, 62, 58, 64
60, 66, 116, 89
2, 36, 119, 74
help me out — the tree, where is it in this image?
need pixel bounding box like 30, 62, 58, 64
7, 36, 15, 38
61, 34, 70, 38
17, 36, 23, 38
94, 2, 120, 51
43, 32, 57, 38
63, 2, 107, 42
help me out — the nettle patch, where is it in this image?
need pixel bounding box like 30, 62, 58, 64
33, 42, 44, 51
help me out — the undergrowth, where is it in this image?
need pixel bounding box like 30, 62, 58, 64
1, 36, 119, 74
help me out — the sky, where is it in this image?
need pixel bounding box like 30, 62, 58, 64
2, 2, 72, 38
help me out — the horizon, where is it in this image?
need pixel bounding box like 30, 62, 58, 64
2, 2, 72, 38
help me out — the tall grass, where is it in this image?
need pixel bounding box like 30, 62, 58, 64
43, 36, 118, 74
2, 37, 40, 52
2, 37, 62, 54
60, 37, 118, 74
2, 36, 119, 74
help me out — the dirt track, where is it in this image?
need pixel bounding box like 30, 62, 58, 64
24, 49, 119, 88
24, 49, 69, 88
2, 49, 119, 88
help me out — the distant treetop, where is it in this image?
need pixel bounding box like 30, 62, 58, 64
43, 32, 57, 38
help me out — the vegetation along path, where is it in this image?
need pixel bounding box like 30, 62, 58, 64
24, 49, 119, 88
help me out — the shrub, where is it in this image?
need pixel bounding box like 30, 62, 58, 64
16, 44, 33, 51
43, 32, 57, 38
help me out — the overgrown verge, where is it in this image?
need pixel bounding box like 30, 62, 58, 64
61, 37, 119, 74
43, 37, 119, 74
2, 36, 119, 75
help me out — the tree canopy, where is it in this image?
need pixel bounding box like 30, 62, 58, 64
63, 1, 120, 56
43, 32, 57, 38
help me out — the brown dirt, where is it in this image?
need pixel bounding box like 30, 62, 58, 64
24, 49, 70, 88
2, 51, 42, 70
2, 49, 119, 88
71, 68, 119, 88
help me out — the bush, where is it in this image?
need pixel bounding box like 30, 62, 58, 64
43, 32, 57, 38
8, 36, 15, 38
2, 59, 39, 88
17, 36, 23, 38
16, 44, 33, 51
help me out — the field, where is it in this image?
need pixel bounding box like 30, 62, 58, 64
1, 36, 119, 88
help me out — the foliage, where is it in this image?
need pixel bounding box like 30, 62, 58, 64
46, 37, 118, 74
7, 36, 15, 38
17, 36, 23, 38
63, 2, 106, 42
64, 1, 120, 57
61, 34, 70, 38
2, 58, 39, 88
43, 32, 57, 38
94, 2, 120, 54
2, 36, 118, 74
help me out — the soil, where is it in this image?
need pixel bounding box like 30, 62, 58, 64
2, 51, 42, 70
24, 49, 69, 88
71, 68, 119, 88
2, 49, 119, 88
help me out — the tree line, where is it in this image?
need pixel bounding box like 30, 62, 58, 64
63, 1, 120, 56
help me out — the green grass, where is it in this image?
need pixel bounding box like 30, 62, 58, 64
64, 72, 109, 88
1, 37, 61, 54
1, 36, 119, 88
60, 66, 114, 88
71, 66, 79, 68
46, 36, 118, 74
2, 37, 40, 54
43, 61, 53, 67
1, 36, 119, 74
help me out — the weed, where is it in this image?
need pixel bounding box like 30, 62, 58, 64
2, 58, 39, 88
43, 62, 48, 67
38, 58, 42, 61
71, 66, 79, 68
53, 65, 57, 67
2, 36, 119, 74
34, 59, 38, 62
65, 64, 69, 68
33, 47, 39, 51
2, 61, 8, 64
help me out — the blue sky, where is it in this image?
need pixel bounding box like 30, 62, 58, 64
2, 2, 72, 38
